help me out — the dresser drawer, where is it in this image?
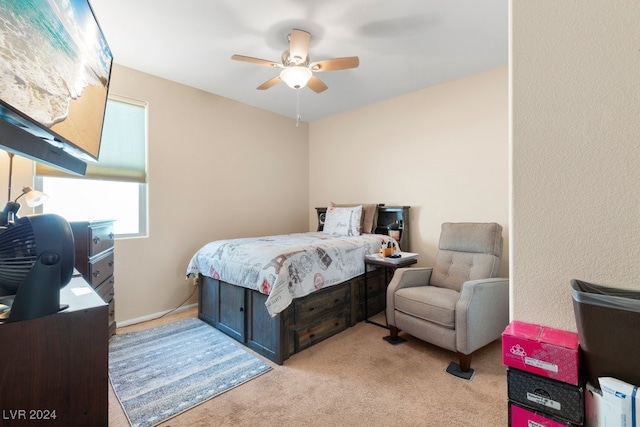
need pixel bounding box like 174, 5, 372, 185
88, 222, 115, 257
70, 219, 116, 337
95, 277, 115, 304
108, 298, 116, 332
88, 250, 114, 288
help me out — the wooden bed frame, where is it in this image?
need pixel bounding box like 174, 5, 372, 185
198, 205, 410, 364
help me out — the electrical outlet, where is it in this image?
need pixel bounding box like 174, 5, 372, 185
192, 275, 200, 287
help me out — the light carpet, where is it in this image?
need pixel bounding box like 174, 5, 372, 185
109, 317, 272, 427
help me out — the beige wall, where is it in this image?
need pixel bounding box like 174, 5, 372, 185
109, 65, 310, 322
309, 66, 509, 276
511, 2, 640, 330
1, 65, 310, 323
0, 152, 33, 204
5, 2, 637, 334
1, 65, 509, 325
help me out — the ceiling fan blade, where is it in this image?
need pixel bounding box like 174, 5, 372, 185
309, 56, 360, 72
231, 54, 282, 68
306, 76, 328, 93
288, 29, 311, 64
257, 75, 282, 90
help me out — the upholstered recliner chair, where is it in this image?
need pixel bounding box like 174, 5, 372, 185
385, 222, 509, 378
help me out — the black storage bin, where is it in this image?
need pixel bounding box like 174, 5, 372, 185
507, 368, 584, 425
508, 401, 580, 427
571, 279, 640, 388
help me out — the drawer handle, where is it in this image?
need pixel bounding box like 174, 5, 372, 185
310, 333, 315, 339
109, 233, 115, 240
93, 270, 100, 278
334, 298, 340, 303
93, 236, 100, 245
239, 307, 244, 312
108, 260, 114, 267
308, 307, 314, 312
109, 291, 115, 297
110, 278, 115, 284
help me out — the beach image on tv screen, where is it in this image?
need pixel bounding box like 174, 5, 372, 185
0, 0, 112, 160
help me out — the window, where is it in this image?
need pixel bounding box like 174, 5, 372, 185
36, 95, 148, 238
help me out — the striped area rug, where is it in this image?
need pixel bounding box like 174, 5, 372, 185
109, 317, 272, 427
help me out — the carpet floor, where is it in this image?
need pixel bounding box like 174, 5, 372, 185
109, 309, 508, 426
109, 317, 272, 427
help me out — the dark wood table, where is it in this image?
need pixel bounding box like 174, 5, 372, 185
0, 277, 108, 426
364, 255, 418, 328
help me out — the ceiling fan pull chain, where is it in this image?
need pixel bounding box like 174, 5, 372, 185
296, 88, 302, 127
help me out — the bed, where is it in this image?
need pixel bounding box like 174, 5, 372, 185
187, 204, 411, 364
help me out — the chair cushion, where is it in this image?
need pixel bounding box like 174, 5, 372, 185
431, 251, 501, 292
394, 286, 460, 330
430, 222, 503, 291
439, 222, 503, 257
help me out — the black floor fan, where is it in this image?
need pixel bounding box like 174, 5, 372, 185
0, 214, 75, 322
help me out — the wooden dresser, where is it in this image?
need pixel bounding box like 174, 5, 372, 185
0, 277, 108, 426
70, 220, 116, 337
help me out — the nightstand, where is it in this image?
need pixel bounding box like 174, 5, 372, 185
363, 254, 418, 328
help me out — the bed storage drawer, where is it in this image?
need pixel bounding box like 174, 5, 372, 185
355, 268, 384, 321
294, 310, 349, 352
217, 281, 245, 343
293, 284, 350, 324
198, 274, 367, 365
247, 290, 282, 364
199, 275, 217, 325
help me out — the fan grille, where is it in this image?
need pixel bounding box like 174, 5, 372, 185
0, 217, 37, 290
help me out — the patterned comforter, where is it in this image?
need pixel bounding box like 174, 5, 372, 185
186, 232, 395, 316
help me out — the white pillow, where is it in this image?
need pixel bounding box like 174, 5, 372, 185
323, 206, 363, 236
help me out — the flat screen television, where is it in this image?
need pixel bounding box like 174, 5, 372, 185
0, 0, 113, 175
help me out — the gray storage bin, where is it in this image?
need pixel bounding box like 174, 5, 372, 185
571, 279, 640, 388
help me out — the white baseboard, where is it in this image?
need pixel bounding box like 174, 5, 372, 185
116, 303, 198, 328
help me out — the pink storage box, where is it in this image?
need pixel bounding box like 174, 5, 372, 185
509, 402, 578, 427
502, 320, 580, 385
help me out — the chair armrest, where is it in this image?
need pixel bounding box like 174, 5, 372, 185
386, 267, 433, 327
455, 278, 509, 355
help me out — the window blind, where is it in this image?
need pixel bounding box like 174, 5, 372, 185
36, 95, 147, 183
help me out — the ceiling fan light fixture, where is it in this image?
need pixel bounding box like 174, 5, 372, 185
232, 28, 358, 94
280, 66, 312, 89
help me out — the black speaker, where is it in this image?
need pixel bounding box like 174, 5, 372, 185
316, 207, 327, 231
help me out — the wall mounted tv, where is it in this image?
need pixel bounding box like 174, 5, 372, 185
0, 0, 113, 175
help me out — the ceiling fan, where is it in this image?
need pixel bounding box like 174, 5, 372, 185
231, 29, 359, 93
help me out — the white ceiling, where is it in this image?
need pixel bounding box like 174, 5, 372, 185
89, 0, 508, 122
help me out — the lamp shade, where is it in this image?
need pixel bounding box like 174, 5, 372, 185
17, 187, 49, 208
24, 189, 49, 208
280, 66, 312, 89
